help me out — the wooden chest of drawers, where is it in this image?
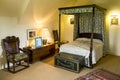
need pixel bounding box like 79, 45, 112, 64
24, 44, 55, 63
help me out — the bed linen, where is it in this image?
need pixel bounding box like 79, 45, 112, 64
59, 38, 103, 67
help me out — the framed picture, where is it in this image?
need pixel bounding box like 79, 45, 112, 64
111, 16, 118, 25
70, 17, 74, 24
27, 29, 37, 40
35, 37, 42, 48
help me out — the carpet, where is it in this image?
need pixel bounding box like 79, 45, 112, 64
75, 69, 120, 80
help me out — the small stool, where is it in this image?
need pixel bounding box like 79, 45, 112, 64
54, 52, 85, 73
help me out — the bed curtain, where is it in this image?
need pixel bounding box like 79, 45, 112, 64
73, 7, 106, 54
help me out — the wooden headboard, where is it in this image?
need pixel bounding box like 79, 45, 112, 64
78, 33, 103, 41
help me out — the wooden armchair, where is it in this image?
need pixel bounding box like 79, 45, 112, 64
52, 30, 60, 46
52, 30, 69, 46
2, 36, 29, 73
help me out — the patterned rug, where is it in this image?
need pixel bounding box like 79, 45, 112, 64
75, 69, 120, 80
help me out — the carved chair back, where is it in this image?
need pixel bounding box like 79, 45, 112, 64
3, 36, 20, 54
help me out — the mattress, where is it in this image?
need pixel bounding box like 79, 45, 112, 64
59, 38, 103, 67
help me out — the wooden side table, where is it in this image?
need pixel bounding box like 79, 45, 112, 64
24, 43, 55, 63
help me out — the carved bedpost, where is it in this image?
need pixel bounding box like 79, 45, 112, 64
58, 13, 61, 47
89, 5, 95, 68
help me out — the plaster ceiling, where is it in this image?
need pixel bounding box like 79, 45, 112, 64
0, 0, 120, 17
0, 0, 27, 17
0, 0, 76, 17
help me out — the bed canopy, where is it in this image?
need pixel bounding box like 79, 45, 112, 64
58, 4, 106, 68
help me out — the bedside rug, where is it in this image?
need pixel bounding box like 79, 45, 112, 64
75, 69, 120, 80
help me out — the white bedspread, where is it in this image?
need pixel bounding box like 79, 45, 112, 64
59, 38, 103, 65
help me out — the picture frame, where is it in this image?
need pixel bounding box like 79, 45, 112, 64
111, 17, 118, 25
35, 37, 42, 48
27, 29, 37, 40
70, 17, 74, 24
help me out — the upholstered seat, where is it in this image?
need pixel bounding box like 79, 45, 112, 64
7, 53, 28, 62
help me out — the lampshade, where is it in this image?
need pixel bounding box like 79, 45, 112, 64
41, 28, 48, 38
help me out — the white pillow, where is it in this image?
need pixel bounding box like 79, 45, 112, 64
75, 38, 90, 41
93, 39, 103, 44
76, 38, 103, 44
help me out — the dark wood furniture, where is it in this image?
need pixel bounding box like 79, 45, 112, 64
52, 30, 69, 52
54, 52, 85, 73
24, 43, 55, 63
52, 30, 68, 47
2, 36, 29, 73
58, 4, 106, 68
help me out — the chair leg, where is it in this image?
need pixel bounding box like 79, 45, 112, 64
27, 58, 29, 67
7, 61, 10, 71
13, 62, 15, 73
19, 61, 21, 65
7, 59, 29, 73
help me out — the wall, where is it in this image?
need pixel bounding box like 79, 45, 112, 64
61, 15, 74, 42
106, 10, 120, 56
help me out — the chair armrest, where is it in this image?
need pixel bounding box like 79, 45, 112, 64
19, 48, 24, 52
19, 48, 30, 54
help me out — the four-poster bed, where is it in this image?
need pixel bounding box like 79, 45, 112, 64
58, 4, 106, 68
